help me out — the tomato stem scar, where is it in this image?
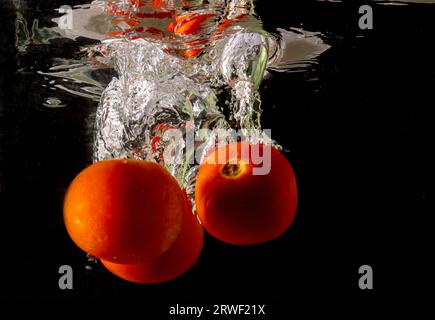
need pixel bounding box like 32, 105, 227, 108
221, 161, 242, 178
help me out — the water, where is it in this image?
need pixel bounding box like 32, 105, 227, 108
13, 0, 435, 201
13, 0, 330, 200
2, 0, 435, 300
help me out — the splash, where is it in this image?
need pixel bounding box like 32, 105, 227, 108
92, 0, 274, 197
14, 0, 330, 201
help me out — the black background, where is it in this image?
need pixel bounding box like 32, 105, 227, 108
0, 0, 434, 308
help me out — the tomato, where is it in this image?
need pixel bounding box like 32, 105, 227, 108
195, 142, 298, 245
101, 197, 203, 284
151, 0, 165, 10
173, 13, 216, 35
63, 159, 184, 263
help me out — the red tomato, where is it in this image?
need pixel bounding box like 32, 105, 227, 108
63, 159, 184, 263
173, 13, 216, 35
195, 142, 298, 245
101, 197, 203, 283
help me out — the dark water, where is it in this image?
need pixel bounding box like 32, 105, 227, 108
0, 0, 434, 305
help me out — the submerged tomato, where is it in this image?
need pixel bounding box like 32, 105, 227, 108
195, 142, 298, 245
101, 197, 203, 284
173, 13, 216, 35
63, 159, 184, 263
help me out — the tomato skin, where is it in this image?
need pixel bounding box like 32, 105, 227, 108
63, 159, 184, 263
173, 13, 216, 35
101, 202, 203, 284
195, 142, 298, 245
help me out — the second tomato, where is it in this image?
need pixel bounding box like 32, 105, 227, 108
101, 199, 204, 284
